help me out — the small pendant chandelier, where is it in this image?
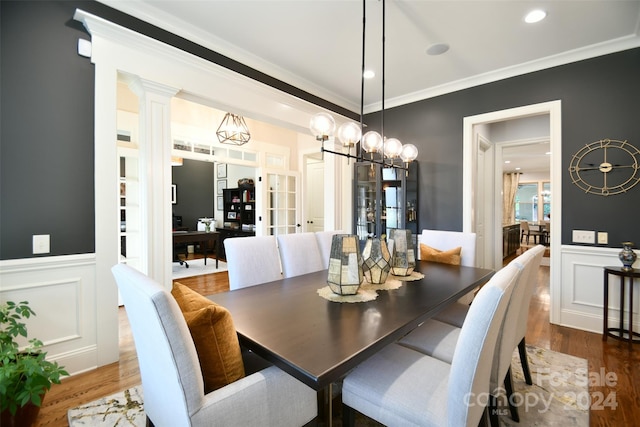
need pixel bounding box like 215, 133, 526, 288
217, 112, 251, 146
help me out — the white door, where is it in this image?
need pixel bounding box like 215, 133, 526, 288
256, 168, 301, 236
305, 156, 324, 232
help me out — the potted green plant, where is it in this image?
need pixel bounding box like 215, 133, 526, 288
0, 300, 68, 427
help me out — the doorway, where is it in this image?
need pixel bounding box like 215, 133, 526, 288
304, 153, 325, 232
462, 100, 562, 324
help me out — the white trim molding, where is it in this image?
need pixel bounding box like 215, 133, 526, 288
558, 245, 639, 334
0, 254, 101, 375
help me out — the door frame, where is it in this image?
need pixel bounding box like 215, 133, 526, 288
462, 100, 562, 324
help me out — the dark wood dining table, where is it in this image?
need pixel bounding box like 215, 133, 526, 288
208, 260, 493, 423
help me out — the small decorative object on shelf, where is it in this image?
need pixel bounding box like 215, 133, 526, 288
618, 242, 637, 271
362, 237, 391, 284
389, 229, 416, 276
327, 234, 363, 295
237, 178, 254, 187
199, 217, 214, 233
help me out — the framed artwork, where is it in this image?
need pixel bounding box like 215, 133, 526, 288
227, 211, 237, 219
217, 179, 227, 194
217, 196, 223, 211
217, 163, 227, 178
171, 184, 177, 204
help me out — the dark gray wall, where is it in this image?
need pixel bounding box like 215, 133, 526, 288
171, 160, 215, 230
366, 49, 640, 247
2, 0, 639, 261
1, 1, 95, 259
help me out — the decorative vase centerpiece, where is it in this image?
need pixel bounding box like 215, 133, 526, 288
199, 217, 214, 232
388, 229, 416, 276
327, 234, 363, 295
618, 242, 637, 271
362, 237, 391, 284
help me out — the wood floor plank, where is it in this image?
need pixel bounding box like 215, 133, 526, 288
35, 255, 639, 426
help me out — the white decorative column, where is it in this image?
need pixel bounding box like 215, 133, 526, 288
127, 77, 179, 287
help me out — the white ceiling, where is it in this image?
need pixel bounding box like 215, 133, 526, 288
106, 1, 639, 175
502, 141, 550, 174
102, 0, 640, 113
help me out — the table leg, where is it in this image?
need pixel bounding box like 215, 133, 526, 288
317, 384, 333, 427
603, 271, 609, 341
629, 277, 634, 346
215, 238, 219, 268
202, 240, 207, 265
619, 277, 625, 340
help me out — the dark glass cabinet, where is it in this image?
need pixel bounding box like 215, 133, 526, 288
353, 161, 418, 245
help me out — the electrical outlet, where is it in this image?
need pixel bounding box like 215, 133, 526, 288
597, 232, 608, 245
572, 230, 595, 244
33, 234, 50, 254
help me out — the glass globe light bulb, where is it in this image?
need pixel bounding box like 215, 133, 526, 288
362, 131, 383, 153
400, 143, 419, 162
383, 138, 403, 158
309, 113, 336, 140
337, 122, 362, 147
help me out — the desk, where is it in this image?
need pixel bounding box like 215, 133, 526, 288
208, 261, 493, 422
603, 266, 640, 345
172, 231, 220, 268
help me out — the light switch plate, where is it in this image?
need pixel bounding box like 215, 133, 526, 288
33, 234, 50, 254
572, 230, 595, 244
597, 232, 608, 245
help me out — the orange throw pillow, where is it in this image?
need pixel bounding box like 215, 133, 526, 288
171, 283, 245, 393
420, 243, 462, 265
172, 281, 218, 311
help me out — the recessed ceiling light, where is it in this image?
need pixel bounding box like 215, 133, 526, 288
515, 167, 521, 171
504, 160, 511, 164
363, 70, 375, 79
545, 151, 551, 155
426, 43, 449, 56
525, 9, 547, 23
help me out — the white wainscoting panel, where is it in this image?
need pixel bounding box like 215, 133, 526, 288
0, 254, 99, 375
559, 245, 639, 334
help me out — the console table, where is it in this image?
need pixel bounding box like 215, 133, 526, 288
603, 266, 640, 345
216, 227, 255, 260
173, 231, 220, 268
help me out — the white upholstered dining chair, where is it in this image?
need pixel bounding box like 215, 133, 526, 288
418, 229, 477, 266
511, 244, 546, 386
342, 261, 519, 427
397, 246, 545, 426
111, 264, 317, 427
277, 232, 325, 278
419, 229, 478, 305
314, 230, 345, 269
224, 235, 282, 290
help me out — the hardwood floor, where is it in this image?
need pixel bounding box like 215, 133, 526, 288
35, 256, 639, 426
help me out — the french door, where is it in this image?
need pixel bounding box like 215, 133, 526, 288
256, 169, 300, 236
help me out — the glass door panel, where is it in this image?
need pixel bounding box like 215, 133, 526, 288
354, 164, 379, 242
258, 169, 299, 236
381, 167, 402, 240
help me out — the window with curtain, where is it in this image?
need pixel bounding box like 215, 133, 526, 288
514, 183, 538, 221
